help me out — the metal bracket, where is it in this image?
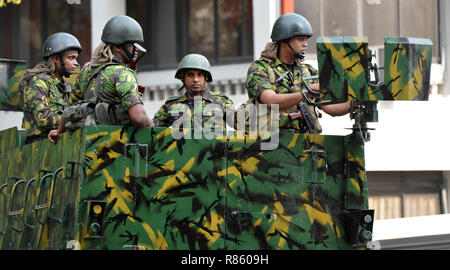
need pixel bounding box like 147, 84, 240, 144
82, 200, 107, 239
303, 149, 327, 184
64, 161, 78, 180
344, 209, 375, 247
125, 143, 148, 178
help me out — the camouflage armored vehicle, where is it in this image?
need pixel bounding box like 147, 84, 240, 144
0, 36, 432, 250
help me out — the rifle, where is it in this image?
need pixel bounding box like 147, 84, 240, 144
287, 74, 321, 134
288, 102, 320, 134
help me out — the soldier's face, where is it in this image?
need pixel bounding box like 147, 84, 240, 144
55, 50, 79, 75
288, 35, 308, 55
183, 69, 206, 93
114, 43, 135, 63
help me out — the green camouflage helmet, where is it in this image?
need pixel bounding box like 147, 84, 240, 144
175, 54, 213, 82
42, 32, 82, 58
101, 15, 144, 45
270, 13, 313, 41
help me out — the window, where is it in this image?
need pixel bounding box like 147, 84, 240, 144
367, 171, 444, 220
127, 0, 253, 71
0, 0, 91, 68
295, 0, 440, 62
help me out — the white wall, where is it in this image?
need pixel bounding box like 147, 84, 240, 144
252, 0, 280, 60
372, 214, 450, 241
90, 0, 126, 53
0, 112, 22, 130
364, 94, 450, 171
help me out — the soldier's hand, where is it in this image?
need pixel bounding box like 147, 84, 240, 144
48, 130, 59, 144
309, 83, 320, 92
303, 83, 321, 100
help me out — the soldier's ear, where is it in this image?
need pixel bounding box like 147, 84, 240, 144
51, 55, 60, 65
112, 45, 122, 53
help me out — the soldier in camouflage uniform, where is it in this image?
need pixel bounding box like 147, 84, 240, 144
153, 54, 234, 134
245, 13, 350, 133
48, 15, 151, 143
21, 32, 82, 144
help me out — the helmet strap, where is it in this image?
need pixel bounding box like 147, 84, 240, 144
120, 43, 136, 63
58, 53, 71, 77
285, 40, 305, 60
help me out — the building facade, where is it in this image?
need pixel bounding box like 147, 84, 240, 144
1, 0, 450, 248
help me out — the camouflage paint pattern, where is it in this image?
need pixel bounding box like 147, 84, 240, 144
317, 36, 432, 103
0, 126, 82, 249
153, 88, 234, 130
0, 125, 373, 250
0, 0, 22, 8
0, 58, 26, 111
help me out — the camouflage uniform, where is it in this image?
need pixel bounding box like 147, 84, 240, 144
70, 61, 143, 113
153, 88, 234, 130
245, 57, 321, 133
22, 73, 71, 141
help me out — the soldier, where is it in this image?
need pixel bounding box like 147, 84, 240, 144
21, 32, 82, 144
153, 54, 234, 136
48, 15, 151, 143
245, 13, 350, 134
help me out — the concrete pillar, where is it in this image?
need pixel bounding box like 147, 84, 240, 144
90, 0, 126, 54
438, 0, 450, 96
442, 171, 450, 214
252, 0, 280, 60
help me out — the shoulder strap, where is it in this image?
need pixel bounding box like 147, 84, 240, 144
255, 59, 280, 84
86, 62, 119, 102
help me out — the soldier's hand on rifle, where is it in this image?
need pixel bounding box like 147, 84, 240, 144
309, 83, 320, 92
302, 83, 320, 99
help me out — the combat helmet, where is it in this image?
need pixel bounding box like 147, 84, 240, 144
101, 15, 144, 45
42, 32, 82, 58
270, 13, 313, 41
175, 54, 213, 82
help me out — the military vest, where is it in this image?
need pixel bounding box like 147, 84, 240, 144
63, 63, 132, 131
